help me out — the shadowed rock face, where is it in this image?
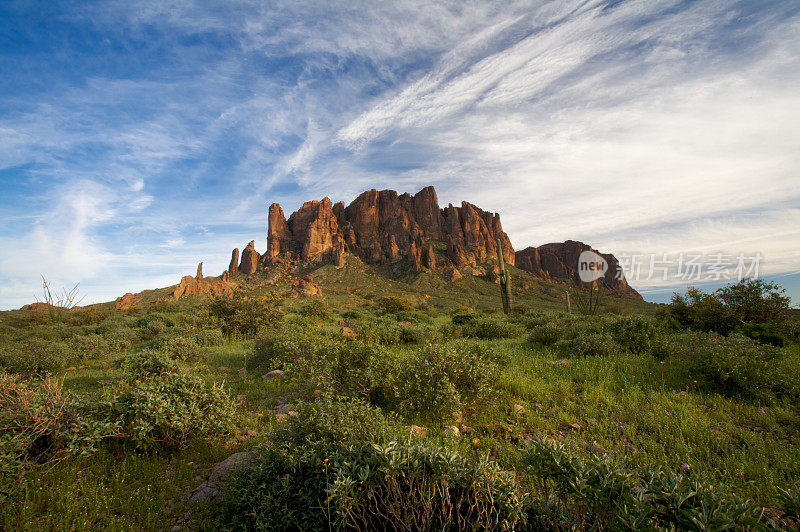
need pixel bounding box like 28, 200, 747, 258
515, 240, 642, 300
266, 186, 514, 270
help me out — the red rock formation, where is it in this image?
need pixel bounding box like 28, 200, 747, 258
266, 203, 291, 261
173, 274, 234, 300
228, 248, 239, 275
239, 241, 259, 274
196, 262, 203, 281
114, 293, 138, 310
515, 241, 642, 299
266, 186, 514, 270
286, 275, 323, 297
422, 243, 436, 269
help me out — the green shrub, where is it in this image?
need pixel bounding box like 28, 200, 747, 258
208, 295, 284, 337
0, 373, 77, 501
103, 328, 140, 353
299, 299, 329, 318
329, 440, 525, 531
158, 336, 202, 361
68, 333, 114, 359
217, 395, 391, 530
527, 322, 564, 346
684, 332, 795, 401
251, 325, 333, 369
603, 314, 658, 354
0, 338, 73, 374
398, 341, 500, 417
101, 350, 236, 450
560, 332, 618, 358
194, 328, 225, 347
397, 324, 441, 345
524, 435, 764, 530
380, 296, 415, 314
218, 396, 525, 531
462, 316, 525, 339
451, 312, 477, 325
438, 323, 463, 341
348, 316, 403, 345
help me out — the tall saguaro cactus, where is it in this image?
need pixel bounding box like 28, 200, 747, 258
496, 238, 513, 314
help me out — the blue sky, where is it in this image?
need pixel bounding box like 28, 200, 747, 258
1, 0, 799, 309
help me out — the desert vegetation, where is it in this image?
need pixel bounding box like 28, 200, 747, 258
0, 279, 798, 530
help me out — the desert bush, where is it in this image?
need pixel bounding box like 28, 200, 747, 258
394, 310, 433, 324
136, 313, 175, 337
329, 440, 525, 531
603, 314, 658, 354
669, 279, 795, 342
397, 324, 441, 345
527, 322, 564, 346
157, 336, 202, 361
103, 327, 140, 353
462, 316, 525, 339
217, 395, 391, 530
438, 323, 463, 341
68, 333, 114, 359
524, 435, 763, 530
0, 373, 76, 483
0, 338, 74, 374
100, 350, 236, 450
348, 316, 404, 345
683, 332, 795, 401
560, 332, 618, 358
398, 341, 500, 417
380, 295, 415, 314
299, 299, 329, 318
251, 325, 333, 369
194, 328, 225, 347
451, 312, 477, 325
218, 396, 524, 531
208, 294, 284, 337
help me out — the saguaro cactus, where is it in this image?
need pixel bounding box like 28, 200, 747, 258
496, 238, 513, 314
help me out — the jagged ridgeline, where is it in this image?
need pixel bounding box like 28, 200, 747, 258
220, 186, 641, 299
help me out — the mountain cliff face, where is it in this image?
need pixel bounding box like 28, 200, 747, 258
220, 185, 641, 300
516, 241, 642, 300
265, 186, 514, 271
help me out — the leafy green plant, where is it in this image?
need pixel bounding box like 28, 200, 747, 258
527, 322, 564, 346
208, 294, 284, 337
462, 316, 525, 339
523, 435, 764, 530
380, 295, 416, 314
561, 332, 618, 358
100, 350, 236, 450
603, 314, 658, 354
299, 299, 330, 318
0, 338, 73, 374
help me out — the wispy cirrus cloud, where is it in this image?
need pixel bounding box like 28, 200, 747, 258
0, 0, 798, 308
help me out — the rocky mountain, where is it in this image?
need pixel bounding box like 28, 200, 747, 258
219, 185, 641, 299
264, 186, 514, 271
516, 241, 641, 300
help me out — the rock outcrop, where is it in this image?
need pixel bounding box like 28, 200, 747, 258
286, 275, 322, 298
228, 248, 239, 275
114, 293, 138, 310
173, 262, 234, 299
238, 241, 259, 274
265, 186, 514, 270
515, 241, 642, 299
